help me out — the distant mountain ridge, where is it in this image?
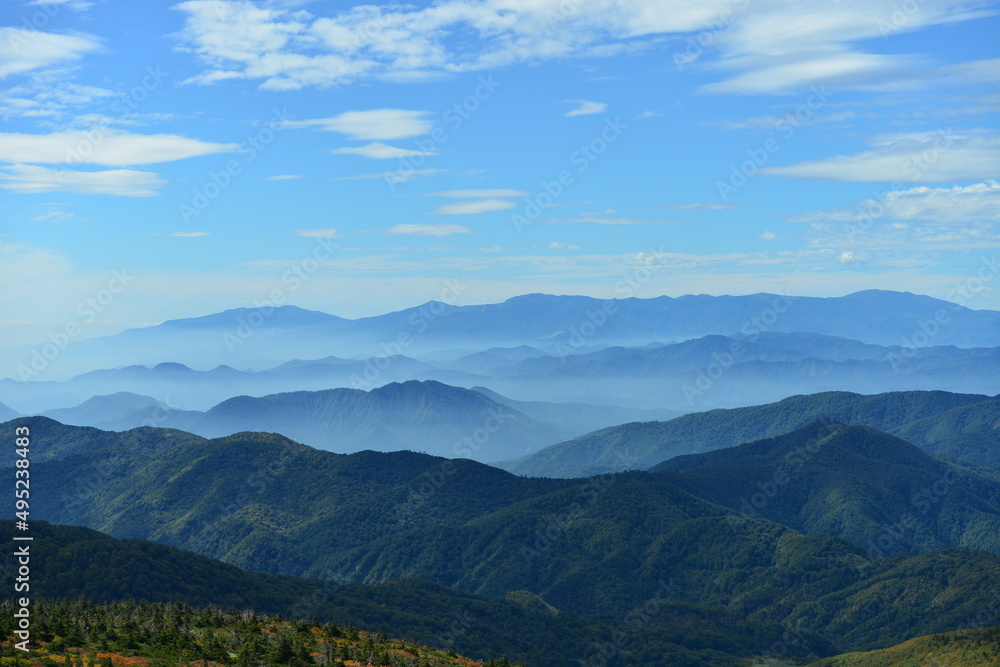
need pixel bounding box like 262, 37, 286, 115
5, 329, 998, 415
41, 392, 172, 430
0, 401, 18, 421
36, 381, 566, 462
6, 290, 999, 380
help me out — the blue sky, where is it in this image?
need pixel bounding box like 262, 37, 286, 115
1, 0, 999, 350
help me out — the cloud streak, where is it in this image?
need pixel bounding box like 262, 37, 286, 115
762, 131, 1000, 183
331, 142, 435, 159
172, 0, 999, 95
564, 100, 608, 117
0, 164, 166, 196
430, 199, 516, 215
385, 224, 473, 236
282, 109, 433, 140
0, 130, 237, 166
0, 28, 102, 78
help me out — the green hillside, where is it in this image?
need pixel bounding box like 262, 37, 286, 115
17, 417, 573, 575
652, 421, 1000, 557
808, 626, 1000, 666
0, 599, 507, 667
0, 521, 830, 666
500, 390, 997, 478
894, 396, 1000, 465
13, 417, 1000, 663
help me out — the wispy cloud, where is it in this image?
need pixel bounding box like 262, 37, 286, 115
281, 109, 433, 140
0, 130, 236, 165
332, 168, 445, 183
0, 28, 102, 78
385, 224, 473, 236
428, 189, 529, 198
29, 203, 75, 223
0, 81, 114, 120
430, 199, 516, 215
28, 0, 97, 10
331, 142, 435, 159
564, 100, 608, 117
547, 212, 686, 225
267, 174, 302, 181
793, 180, 1000, 224
762, 131, 1000, 183
173, 0, 998, 96
713, 111, 857, 131
173, 0, 712, 89
698, 2, 999, 94
0, 164, 165, 196
295, 228, 340, 238
658, 202, 738, 211
170, 231, 210, 237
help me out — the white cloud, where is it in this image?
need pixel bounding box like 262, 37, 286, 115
295, 228, 340, 238
0, 82, 115, 120
30, 204, 74, 223
701, 52, 903, 95
385, 224, 473, 236
795, 181, 1000, 256
430, 199, 516, 215
698, 1, 998, 94
0, 130, 237, 166
267, 174, 301, 180
172, 0, 998, 95
758, 230, 778, 240
429, 189, 528, 198
547, 213, 685, 225
926, 58, 1000, 88
545, 242, 581, 250
794, 181, 1000, 225
332, 168, 445, 183
282, 109, 433, 140
0, 28, 102, 78
0, 164, 165, 196
715, 111, 857, 131
331, 142, 435, 159
171, 231, 210, 237
564, 100, 608, 117
659, 202, 738, 211
29, 0, 96, 10
762, 132, 1000, 183
170, 0, 737, 89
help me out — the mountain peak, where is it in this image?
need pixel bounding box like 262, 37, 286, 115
156, 305, 344, 330
821, 423, 933, 465
152, 362, 193, 373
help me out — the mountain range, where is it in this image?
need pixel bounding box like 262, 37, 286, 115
502, 390, 1000, 477
11, 413, 1000, 662
6, 290, 999, 384
3, 330, 998, 418
5, 288, 1000, 665
31, 383, 575, 461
